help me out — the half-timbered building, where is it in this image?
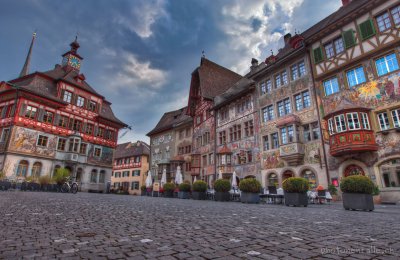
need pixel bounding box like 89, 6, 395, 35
0, 36, 126, 192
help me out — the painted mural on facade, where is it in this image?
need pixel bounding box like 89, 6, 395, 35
262, 150, 284, 169
303, 142, 321, 164
376, 132, 400, 159
87, 145, 113, 165
8, 126, 57, 157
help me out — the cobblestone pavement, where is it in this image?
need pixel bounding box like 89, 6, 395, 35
0, 192, 399, 260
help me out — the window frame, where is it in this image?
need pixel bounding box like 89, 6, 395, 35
323, 77, 340, 96
37, 135, 49, 147
391, 108, 400, 128
63, 91, 73, 103
25, 105, 37, 120
374, 52, 399, 77
377, 112, 390, 131
346, 66, 367, 88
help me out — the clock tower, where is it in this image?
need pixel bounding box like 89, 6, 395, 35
61, 36, 83, 71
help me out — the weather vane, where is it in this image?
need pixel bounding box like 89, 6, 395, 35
202, 50, 205, 58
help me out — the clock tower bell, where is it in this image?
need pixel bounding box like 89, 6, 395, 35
61, 36, 83, 71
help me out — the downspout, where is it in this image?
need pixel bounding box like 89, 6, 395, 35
213, 109, 217, 186
306, 53, 331, 184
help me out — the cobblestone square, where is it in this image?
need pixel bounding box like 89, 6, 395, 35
1, 192, 399, 259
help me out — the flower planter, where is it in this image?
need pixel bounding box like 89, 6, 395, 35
343, 193, 374, 211
192, 191, 207, 200
215, 192, 230, 202
141, 190, 146, 196
0, 181, 11, 191
240, 192, 260, 204
284, 192, 308, 207
164, 190, 174, 198
152, 191, 159, 197
178, 191, 190, 199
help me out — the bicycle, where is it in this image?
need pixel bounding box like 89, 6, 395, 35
61, 177, 79, 194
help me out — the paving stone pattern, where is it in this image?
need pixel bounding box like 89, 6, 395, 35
0, 192, 399, 259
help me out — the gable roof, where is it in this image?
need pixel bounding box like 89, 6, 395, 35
147, 106, 192, 136
114, 141, 150, 159
196, 58, 243, 99
213, 77, 255, 109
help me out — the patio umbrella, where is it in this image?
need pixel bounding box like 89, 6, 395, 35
160, 169, 167, 187
193, 176, 197, 183
175, 166, 183, 185
231, 171, 238, 188
145, 171, 153, 187
218, 169, 223, 179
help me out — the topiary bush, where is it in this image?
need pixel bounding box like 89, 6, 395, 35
192, 180, 207, 192
340, 175, 374, 194
214, 179, 231, 192
239, 178, 261, 193
179, 183, 191, 192
282, 177, 309, 193
140, 185, 146, 191
163, 182, 175, 192
52, 168, 70, 185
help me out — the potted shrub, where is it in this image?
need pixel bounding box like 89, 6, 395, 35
192, 180, 207, 200
39, 175, 52, 191
178, 182, 191, 199
372, 185, 381, 204
53, 168, 70, 191
341, 175, 374, 211
328, 184, 339, 201
163, 182, 175, 198
140, 185, 146, 196
214, 179, 231, 202
283, 177, 309, 207
146, 186, 153, 196
239, 178, 261, 204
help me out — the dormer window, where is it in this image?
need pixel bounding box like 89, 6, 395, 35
88, 101, 97, 112
63, 91, 72, 103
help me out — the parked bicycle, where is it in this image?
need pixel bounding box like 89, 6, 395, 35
61, 177, 78, 194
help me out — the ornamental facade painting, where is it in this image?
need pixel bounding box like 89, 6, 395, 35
262, 150, 284, 169
8, 126, 56, 157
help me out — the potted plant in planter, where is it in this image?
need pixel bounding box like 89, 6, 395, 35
163, 182, 175, 198
53, 168, 70, 192
146, 186, 153, 196
372, 185, 381, 204
192, 180, 207, 200
283, 177, 309, 207
239, 178, 261, 204
140, 185, 146, 196
214, 179, 231, 202
178, 182, 191, 199
328, 184, 339, 201
341, 175, 374, 211
39, 175, 51, 191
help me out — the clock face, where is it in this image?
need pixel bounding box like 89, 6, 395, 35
69, 56, 81, 69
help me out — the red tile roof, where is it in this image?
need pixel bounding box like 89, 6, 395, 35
114, 141, 150, 159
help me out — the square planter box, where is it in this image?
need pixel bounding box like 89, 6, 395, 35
141, 190, 146, 196
192, 191, 207, 200
164, 190, 174, 198
241, 192, 260, 204
215, 192, 230, 202
343, 193, 374, 211
284, 192, 308, 207
178, 191, 190, 199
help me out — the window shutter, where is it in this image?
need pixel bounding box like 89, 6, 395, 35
60, 89, 65, 100
342, 30, 356, 49
37, 109, 45, 122
359, 19, 376, 40
313, 47, 324, 64
1, 105, 8, 118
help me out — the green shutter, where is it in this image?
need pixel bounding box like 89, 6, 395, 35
342, 30, 356, 48
359, 19, 376, 40
313, 47, 324, 64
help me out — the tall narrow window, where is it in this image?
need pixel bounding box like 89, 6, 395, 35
281, 127, 287, 144
311, 122, 320, 140
303, 124, 311, 142
335, 114, 347, 133
271, 133, 279, 149
361, 113, 370, 130
76, 96, 85, 107
262, 105, 274, 122
391, 109, 400, 128
324, 42, 334, 59
63, 91, 72, 103
43, 111, 53, 124
323, 77, 340, 96
377, 112, 390, 130
263, 136, 269, 151
0, 128, 10, 142
328, 118, 334, 135
347, 113, 360, 130
260, 82, 267, 95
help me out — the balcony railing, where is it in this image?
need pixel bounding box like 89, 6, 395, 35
329, 130, 378, 156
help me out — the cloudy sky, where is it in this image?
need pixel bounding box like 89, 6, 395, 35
0, 0, 341, 144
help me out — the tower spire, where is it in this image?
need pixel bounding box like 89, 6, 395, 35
19, 32, 37, 78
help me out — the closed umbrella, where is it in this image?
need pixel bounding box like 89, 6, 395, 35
193, 176, 197, 183
145, 171, 153, 187
175, 166, 183, 185
218, 169, 223, 180
160, 169, 167, 187
231, 171, 238, 188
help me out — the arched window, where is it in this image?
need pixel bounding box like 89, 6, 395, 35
16, 160, 29, 177
90, 169, 98, 183
301, 169, 317, 189
268, 173, 278, 187
31, 162, 42, 178
99, 170, 106, 183
76, 168, 83, 182
282, 170, 294, 181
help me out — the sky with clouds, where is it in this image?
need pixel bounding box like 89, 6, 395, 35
0, 0, 342, 144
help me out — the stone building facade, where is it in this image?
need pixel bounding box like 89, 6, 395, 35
111, 141, 149, 195
248, 34, 328, 190
304, 0, 400, 202
213, 77, 261, 184
0, 37, 126, 192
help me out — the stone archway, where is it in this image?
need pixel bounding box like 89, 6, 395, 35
344, 164, 365, 177
282, 170, 294, 181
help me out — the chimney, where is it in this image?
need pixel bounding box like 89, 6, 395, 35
284, 33, 292, 45
342, 0, 351, 6
250, 58, 259, 71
